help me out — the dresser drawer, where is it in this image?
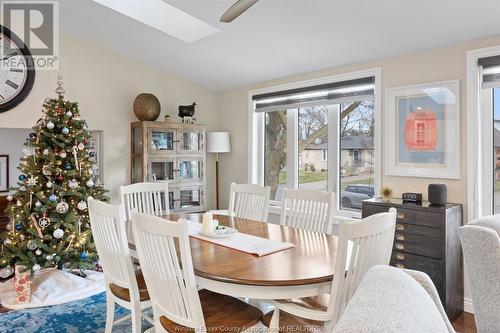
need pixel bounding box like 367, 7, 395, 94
393, 232, 443, 259
363, 203, 443, 229
391, 251, 444, 297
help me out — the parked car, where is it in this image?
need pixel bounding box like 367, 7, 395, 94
341, 184, 374, 209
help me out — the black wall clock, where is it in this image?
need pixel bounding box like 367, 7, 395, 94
0, 25, 35, 113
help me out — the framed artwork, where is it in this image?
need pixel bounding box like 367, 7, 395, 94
0, 155, 9, 192
385, 80, 460, 179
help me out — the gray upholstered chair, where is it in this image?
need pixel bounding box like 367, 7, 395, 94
333, 265, 455, 333
460, 216, 500, 333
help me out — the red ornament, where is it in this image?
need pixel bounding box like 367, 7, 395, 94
56, 174, 64, 182
56, 107, 63, 114
53, 147, 60, 154
83, 138, 89, 144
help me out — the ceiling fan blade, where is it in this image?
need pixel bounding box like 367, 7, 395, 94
220, 0, 260, 23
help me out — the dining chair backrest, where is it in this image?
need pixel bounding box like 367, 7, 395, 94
329, 208, 397, 325
120, 182, 170, 221
279, 189, 334, 233
88, 199, 139, 296
131, 213, 204, 331
228, 182, 271, 221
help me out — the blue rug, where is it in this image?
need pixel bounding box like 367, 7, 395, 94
0, 292, 153, 333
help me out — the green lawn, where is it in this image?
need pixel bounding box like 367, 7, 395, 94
277, 171, 373, 190
495, 180, 500, 192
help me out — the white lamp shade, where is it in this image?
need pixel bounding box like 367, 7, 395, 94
207, 132, 231, 153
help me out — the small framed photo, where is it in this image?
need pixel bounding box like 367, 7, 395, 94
0, 155, 9, 192
385, 80, 460, 179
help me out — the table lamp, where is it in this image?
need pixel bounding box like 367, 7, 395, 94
207, 132, 231, 209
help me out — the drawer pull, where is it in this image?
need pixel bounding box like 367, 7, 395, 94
394, 243, 405, 251
395, 234, 405, 241
395, 263, 405, 269
397, 212, 405, 219
396, 224, 405, 231
395, 253, 405, 260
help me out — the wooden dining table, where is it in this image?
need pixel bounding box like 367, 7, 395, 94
155, 213, 339, 300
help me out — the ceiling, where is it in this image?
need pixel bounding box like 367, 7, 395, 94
59, 0, 500, 91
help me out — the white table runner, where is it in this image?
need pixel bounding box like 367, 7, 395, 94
187, 221, 294, 256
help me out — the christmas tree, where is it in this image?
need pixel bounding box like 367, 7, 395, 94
0, 75, 107, 278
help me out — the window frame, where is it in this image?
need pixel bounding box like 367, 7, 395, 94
467, 46, 500, 221
248, 68, 382, 219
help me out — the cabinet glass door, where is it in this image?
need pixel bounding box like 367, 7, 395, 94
179, 187, 202, 211
149, 159, 176, 182
168, 190, 176, 211
178, 158, 202, 182
149, 129, 176, 153
178, 130, 203, 153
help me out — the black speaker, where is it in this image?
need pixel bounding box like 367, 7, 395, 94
428, 184, 447, 205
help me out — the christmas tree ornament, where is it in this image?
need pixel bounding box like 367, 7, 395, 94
80, 251, 88, 260
61, 127, 69, 135
68, 179, 78, 189
3, 239, 12, 245
46, 121, 54, 129
16, 200, 22, 206
83, 138, 89, 144
59, 151, 67, 158
0, 266, 14, 279
86, 179, 94, 188
46, 180, 53, 188
27, 241, 37, 251
19, 186, 26, 192
91, 165, 98, 171
45, 254, 54, 261
15, 224, 23, 231
56, 201, 69, 214
6, 195, 13, 201
53, 228, 64, 239
26, 176, 37, 187
43, 148, 49, 155
78, 143, 85, 150
64, 162, 72, 170
48, 194, 57, 202
77, 201, 87, 211
35, 200, 42, 208
32, 264, 41, 272
18, 174, 26, 181
66, 111, 72, 117
56, 175, 64, 182
42, 166, 51, 176
23, 147, 33, 156
38, 215, 50, 228
35, 249, 42, 256
29, 132, 37, 139
89, 151, 96, 158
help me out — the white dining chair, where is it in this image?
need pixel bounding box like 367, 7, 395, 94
279, 189, 334, 234
264, 208, 397, 331
131, 213, 263, 333
227, 182, 271, 221
88, 199, 153, 333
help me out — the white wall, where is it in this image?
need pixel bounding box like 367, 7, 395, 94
0, 34, 219, 207
0, 128, 30, 188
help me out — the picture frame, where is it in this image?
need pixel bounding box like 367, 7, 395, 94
385, 80, 460, 179
0, 155, 9, 192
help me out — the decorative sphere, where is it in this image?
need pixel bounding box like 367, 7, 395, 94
91, 165, 98, 171
35, 249, 42, 256
89, 151, 96, 158
23, 148, 33, 156
53, 228, 64, 239
86, 179, 94, 188
61, 127, 69, 135
18, 174, 26, 181
46, 122, 55, 129
56, 175, 64, 182
77, 201, 87, 211
0, 267, 14, 279
6, 195, 13, 201
35, 200, 42, 208
69, 179, 78, 189
48, 194, 57, 202
29, 132, 37, 139
80, 251, 88, 260
15, 224, 23, 231
78, 143, 85, 150
56, 201, 69, 214
3, 239, 12, 245
64, 162, 72, 170
32, 264, 41, 272
133, 93, 161, 121
59, 151, 67, 158
45, 255, 54, 261
66, 111, 72, 117
19, 186, 26, 192
16, 201, 22, 206
43, 148, 49, 155
46, 181, 53, 188
27, 240, 37, 250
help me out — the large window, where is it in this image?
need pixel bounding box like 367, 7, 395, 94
252, 73, 379, 217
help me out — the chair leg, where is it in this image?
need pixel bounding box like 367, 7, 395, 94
268, 308, 280, 333
131, 302, 142, 333
105, 294, 115, 333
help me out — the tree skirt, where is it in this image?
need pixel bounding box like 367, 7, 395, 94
0, 269, 105, 310
0, 291, 153, 333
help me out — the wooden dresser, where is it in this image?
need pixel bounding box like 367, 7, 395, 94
362, 198, 463, 321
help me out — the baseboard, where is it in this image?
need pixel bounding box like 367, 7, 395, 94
464, 297, 474, 314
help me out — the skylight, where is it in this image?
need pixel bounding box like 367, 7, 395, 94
92, 0, 219, 43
